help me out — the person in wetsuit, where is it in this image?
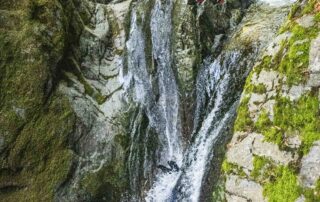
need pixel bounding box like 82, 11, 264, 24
158, 161, 179, 173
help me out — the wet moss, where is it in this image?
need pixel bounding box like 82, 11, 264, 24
303, 183, 320, 202
255, 110, 283, 146
274, 94, 320, 154
221, 159, 246, 177
234, 96, 254, 132
0, 93, 76, 201
0, 0, 88, 201
278, 24, 319, 86
301, 0, 318, 15
303, 179, 320, 201
263, 166, 301, 202
81, 162, 128, 202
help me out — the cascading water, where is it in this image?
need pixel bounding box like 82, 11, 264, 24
146, 50, 251, 202
122, 0, 294, 201
124, 0, 183, 199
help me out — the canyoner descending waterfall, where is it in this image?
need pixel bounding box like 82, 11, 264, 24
123, 0, 294, 201
124, 0, 183, 200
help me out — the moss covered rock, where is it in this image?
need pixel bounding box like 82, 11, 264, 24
222, 0, 320, 201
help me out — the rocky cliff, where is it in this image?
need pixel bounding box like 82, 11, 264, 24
0, 0, 319, 201
221, 0, 320, 201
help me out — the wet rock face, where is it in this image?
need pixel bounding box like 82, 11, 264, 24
0, 0, 131, 201
1, 0, 250, 200
222, 1, 320, 201
1, 0, 320, 201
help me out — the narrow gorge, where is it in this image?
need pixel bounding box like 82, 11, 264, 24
0, 0, 320, 201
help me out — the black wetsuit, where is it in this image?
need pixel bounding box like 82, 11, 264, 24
158, 161, 179, 173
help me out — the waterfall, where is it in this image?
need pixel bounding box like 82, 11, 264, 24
150, 0, 183, 163
125, 0, 183, 199
146, 50, 251, 202
123, 0, 294, 201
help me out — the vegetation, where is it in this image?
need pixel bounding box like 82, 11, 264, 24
221, 159, 246, 177
263, 166, 301, 202
234, 96, 254, 132
226, 1, 320, 201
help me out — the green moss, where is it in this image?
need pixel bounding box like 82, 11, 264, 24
288, 3, 300, 19
0, 0, 88, 201
0, 93, 76, 201
234, 96, 254, 132
263, 166, 301, 202
278, 23, 319, 86
253, 84, 267, 94
301, 0, 317, 15
255, 111, 283, 146
315, 12, 320, 23
255, 110, 272, 131
273, 94, 320, 154
221, 159, 246, 177
251, 156, 268, 179
81, 162, 128, 202
254, 56, 272, 75
303, 179, 320, 202
251, 156, 277, 183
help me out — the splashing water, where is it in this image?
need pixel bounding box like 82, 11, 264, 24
122, 0, 295, 201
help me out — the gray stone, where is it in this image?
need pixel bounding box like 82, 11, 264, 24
307, 34, 320, 87
252, 70, 280, 91
265, 32, 291, 56
248, 93, 266, 114
287, 85, 310, 101
307, 73, 320, 87
226, 193, 247, 202
285, 134, 302, 149
225, 175, 265, 202
252, 133, 297, 165
309, 34, 320, 73
299, 141, 320, 188
261, 99, 276, 121
226, 132, 255, 170
295, 195, 306, 202
296, 15, 315, 28
12, 106, 26, 120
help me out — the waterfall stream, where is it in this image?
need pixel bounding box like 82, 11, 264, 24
123, 0, 294, 201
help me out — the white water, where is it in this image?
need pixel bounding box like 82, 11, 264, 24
123, 0, 295, 201
150, 0, 183, 163
125, 0, 183, 199
146, 50, 244, 201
